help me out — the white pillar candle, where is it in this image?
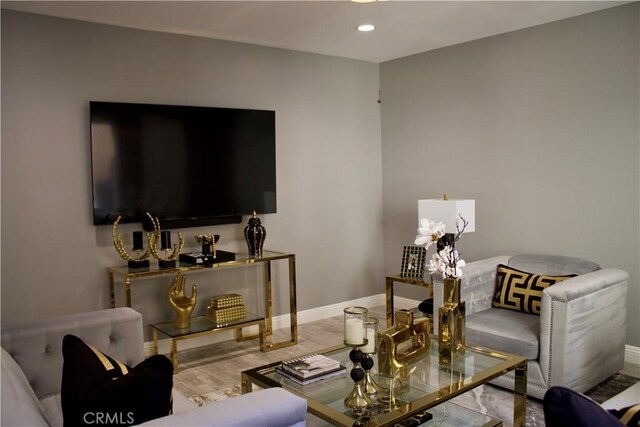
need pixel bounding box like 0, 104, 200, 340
345, 318, 364, 345
360, 327, 376, 353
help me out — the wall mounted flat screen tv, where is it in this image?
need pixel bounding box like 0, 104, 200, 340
90, 101, 276, 229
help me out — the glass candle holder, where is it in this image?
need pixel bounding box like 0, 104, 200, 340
360, 317, 379, 354
344, 306, 367, 346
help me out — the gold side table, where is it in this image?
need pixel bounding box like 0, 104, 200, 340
385, 274, 433, 327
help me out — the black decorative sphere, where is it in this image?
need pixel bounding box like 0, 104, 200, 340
350, 367, 365, 382
361, 356, 374, 370
349, 348, 363, 363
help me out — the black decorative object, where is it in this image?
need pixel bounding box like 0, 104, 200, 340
160, 231, 171, 250
132, 231, 144, 251
418, 298, 434, 315
127, 259, 150, 269
158, 259, 176, 269
129, 231, 149, 268
244, 211, 266, 257
179, 251, 236, 266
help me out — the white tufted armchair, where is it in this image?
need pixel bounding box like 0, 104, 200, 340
433, 254, 628, 400
1, 308, 307, 426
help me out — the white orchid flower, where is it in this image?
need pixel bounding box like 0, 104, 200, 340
427, 246, 466, 278
414, 218, 446, 249
427, 254, 444, 273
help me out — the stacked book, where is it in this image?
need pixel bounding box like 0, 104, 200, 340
206, 293, 247, 324
276, 354, 346, 385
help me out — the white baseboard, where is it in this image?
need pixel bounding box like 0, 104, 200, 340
145, 295, 640, 369
626, 345, 640, 367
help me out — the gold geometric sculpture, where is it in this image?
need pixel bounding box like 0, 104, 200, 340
168, 272, 197, 329
438, 277, 465, 365
146, 212, 184, 268
377, 309, 430, 377
111, 215, 152, 268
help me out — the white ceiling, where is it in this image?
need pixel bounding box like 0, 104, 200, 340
1, 1, 629, 63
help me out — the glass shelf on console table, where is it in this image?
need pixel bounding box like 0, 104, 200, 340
107, 250, 297, 352
150, 314, 265, 371
386, 274, 433, 327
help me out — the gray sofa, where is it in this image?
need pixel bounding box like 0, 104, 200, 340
433, 254, 628, 400
1, 307, 307, 426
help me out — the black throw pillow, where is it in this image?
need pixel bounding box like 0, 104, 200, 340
608, 404, 640, 426
543, 386, 624, 427
61, 334, 173, 426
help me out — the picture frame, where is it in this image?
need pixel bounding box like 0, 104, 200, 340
400, 245, 427, 279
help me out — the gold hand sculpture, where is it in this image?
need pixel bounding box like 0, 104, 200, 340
168, 272, 197, 329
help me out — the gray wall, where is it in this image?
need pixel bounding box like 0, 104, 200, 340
380, 3, 640, 346
1, 11, 383, 328
3, 5, 639, 349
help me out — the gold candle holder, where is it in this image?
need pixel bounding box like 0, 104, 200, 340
343, 307, 372, 415
111, 216, 151, 268
146, 213, 184, 268
360, 317, 381, 397
343, 348, 372, 416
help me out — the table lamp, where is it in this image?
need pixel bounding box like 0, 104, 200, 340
418, 195, 475, 249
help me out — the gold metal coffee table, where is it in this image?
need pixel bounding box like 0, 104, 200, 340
241, 339, 527, 427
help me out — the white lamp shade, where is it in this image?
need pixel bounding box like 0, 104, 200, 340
418, 199, 475, 234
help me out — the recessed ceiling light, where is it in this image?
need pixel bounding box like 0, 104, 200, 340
357, 24, 376, 32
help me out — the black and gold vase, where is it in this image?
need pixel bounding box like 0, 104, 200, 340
244, 211, 266, 257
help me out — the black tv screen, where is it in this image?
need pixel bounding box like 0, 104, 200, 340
90, 101, 276, 228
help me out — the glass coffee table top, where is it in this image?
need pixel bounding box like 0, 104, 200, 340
242, 338, 526, 427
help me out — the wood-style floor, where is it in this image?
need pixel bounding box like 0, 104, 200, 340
172, 304, 377, 397
173, 304, 640, 396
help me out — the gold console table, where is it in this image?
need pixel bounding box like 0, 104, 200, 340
108, 250, 298, 352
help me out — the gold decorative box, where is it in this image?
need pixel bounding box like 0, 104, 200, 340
207, 304, 247, 324
209, 293, 244, 309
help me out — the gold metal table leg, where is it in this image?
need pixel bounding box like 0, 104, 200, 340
125, 277, 132, 308
151, 329, 159, 355
171, 338, 179, 372
386, 277, 394, 327
234, 255, 299, 351
264, 261, 273, 336
261, 255, 298, 351
109, 272, 116, 308
241, 373, 253, 394
513, 361, 528, 427
288, 255, 298, 345
259, 319, 266, 352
